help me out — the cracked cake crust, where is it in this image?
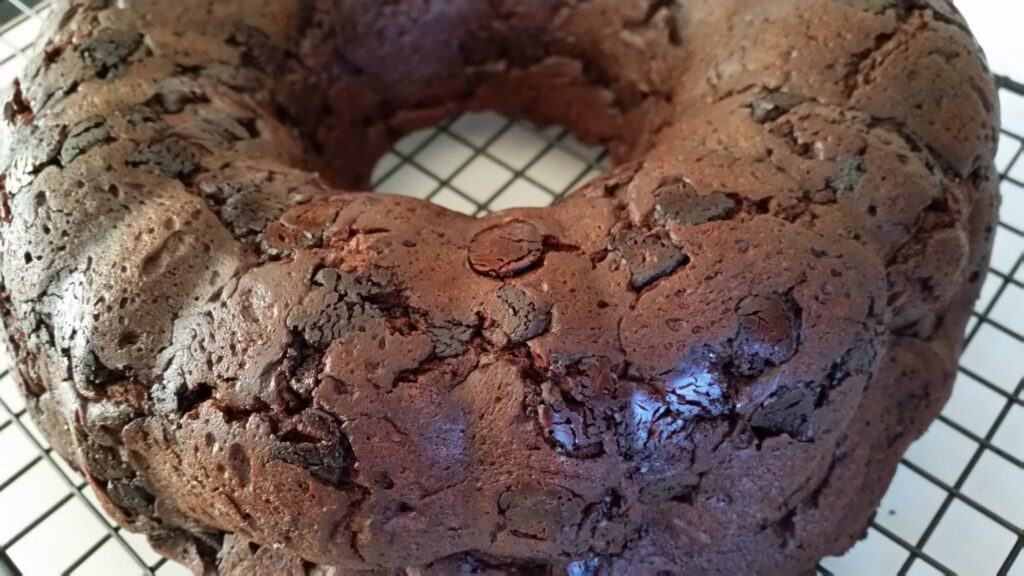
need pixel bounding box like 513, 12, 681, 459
0, 0, 1000, 574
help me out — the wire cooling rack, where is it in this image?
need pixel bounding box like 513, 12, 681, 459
0, 2, 1021, 575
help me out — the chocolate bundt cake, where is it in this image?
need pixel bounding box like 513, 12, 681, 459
0, 0, 1000, 573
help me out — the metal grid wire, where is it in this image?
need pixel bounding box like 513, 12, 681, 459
0, 1, 1021, 575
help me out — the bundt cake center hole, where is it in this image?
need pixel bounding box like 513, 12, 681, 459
369, 112, 609, 217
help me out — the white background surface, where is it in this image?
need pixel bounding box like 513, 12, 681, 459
959, 1, 1024, 83
0, 2, 1022, 575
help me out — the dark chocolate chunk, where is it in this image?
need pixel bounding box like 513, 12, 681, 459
653, 181, 737, 226
271, 410, 353, 487
119, 104, 162, 126
749, 384, 817, 440
127, 136, 206, 179
60, 116, 113, 165
730, 292, 801, 377
610, 229, 689, 290
76, 28, 143, 78
487, 285, 551, 344
469, 220, 545, 278
10, 123, 65, 175
428, 320, 477, 358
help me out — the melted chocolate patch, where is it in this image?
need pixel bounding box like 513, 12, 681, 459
469, 220, 545, 278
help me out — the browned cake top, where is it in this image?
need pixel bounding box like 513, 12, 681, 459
0, 0, 999, 574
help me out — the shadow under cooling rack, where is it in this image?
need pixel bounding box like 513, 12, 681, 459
0, 1, 1023, 575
